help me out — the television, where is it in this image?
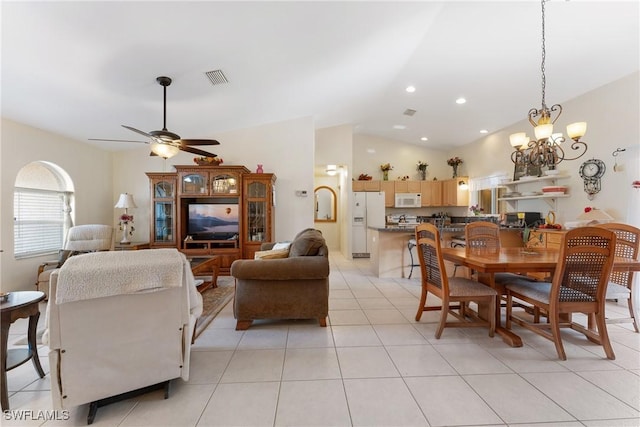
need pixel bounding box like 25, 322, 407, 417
187, 203, 239, 240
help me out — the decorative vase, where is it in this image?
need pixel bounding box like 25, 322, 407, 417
382, 170, 389, 181
120, 223, 131, 244
419, 169, 426, 180
452, 164, 458, 178
256, 164, 263, 173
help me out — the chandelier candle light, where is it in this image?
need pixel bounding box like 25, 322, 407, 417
510, 0, 588, 173
114, 193, 137, 244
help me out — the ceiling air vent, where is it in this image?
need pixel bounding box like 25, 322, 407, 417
403, 109, 417, 117
205, 69, 229, 86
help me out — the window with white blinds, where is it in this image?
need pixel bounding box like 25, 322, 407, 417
14, 188, 65, 258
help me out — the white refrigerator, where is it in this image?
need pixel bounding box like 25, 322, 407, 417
352, 192, 386, 257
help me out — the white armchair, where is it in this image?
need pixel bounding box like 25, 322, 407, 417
36, 224, 115, 298
45, 248, 203, 424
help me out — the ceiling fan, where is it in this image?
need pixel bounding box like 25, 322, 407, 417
90, 76, 220, 159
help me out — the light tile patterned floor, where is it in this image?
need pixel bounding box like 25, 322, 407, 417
5, 253, 640, 426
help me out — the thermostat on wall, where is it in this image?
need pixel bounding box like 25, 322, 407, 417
295, 190, 308, 197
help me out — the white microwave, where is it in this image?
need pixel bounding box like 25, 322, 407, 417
395, 193, 421, 208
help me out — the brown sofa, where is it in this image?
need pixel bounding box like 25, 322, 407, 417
230, 228, 330, 330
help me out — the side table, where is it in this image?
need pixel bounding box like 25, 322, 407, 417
114, 242, 150, 251
189, 256, 220, 293
1, 291, 46, 410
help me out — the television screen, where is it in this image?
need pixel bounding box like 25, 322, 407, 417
188, 204, 239, 240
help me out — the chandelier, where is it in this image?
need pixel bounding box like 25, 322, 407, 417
510, 0, 588, 172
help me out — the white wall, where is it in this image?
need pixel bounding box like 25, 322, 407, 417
315, 124, 353, 255
1, 119, 114, 292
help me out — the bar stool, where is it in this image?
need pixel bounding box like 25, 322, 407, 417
407, 238, 419, 279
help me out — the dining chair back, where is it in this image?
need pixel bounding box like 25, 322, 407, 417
465, 221, 501, 255
415, 223, 497, 338
465, 221, 533, 290
596, 222, 639, 332
505, 226, 617, 360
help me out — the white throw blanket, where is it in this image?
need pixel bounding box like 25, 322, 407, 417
55, 248, 184, 304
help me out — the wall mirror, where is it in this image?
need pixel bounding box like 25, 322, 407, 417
314, 186, 336, 222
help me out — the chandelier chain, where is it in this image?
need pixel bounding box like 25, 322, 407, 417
540, 0, 547, 110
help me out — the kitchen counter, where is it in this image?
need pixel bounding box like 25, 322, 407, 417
368, 224, 525, 278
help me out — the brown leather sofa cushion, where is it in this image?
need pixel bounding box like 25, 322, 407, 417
288, 228, 325, 257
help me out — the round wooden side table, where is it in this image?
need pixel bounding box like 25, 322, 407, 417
1, 291, 46, 410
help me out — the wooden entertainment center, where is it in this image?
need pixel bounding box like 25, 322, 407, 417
146, 165, 276, 274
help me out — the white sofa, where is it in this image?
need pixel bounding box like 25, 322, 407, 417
44, 249, 202, 422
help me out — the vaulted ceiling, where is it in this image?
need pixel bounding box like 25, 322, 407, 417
2, 1, 638, 152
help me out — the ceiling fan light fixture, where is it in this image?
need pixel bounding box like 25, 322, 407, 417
150, 142, 180, 159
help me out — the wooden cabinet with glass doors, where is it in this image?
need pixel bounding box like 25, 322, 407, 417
146, 173, 177, 246
242, 173, 276, 259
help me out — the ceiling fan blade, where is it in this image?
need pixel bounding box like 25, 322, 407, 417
89, 138, 149, 144
122, 125, 155, 139
180, 145, 217, 157
177, 139, 221, 146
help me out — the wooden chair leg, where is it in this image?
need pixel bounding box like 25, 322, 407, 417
488, 297, 496, 337
435, 304, 447, 339
549, 311, 566, 361
627, 297, 639, 333
595, 311, 616, 360
505, 292, 513, 329
415, 288, 427, 321
318, 317, 327, 327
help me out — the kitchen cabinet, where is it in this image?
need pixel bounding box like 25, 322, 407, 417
394, 181, 421, 193
380, 181, 395, 207
146, 173, 177, 247
352, 180, 381, 192
442, 177, 469, 207
420, 180, 442, 207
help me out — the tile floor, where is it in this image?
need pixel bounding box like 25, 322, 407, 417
4, 253, 640, 426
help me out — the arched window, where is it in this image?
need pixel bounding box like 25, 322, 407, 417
14, 161, 74, 258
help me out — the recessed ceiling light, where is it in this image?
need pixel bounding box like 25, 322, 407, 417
420, 137, 428, 141
455, 97, 466, 104
480, 129, 489, 134
405, 86, 416, 93
393, 125, 406, 130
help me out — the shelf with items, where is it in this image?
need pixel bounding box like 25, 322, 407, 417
146, 173, 177, 246
498, 175, 570, 209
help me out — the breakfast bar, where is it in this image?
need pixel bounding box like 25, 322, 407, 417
368, 224, 525, 278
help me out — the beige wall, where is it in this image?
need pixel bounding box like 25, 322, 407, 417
450, 72, 640, 226
1, 119, 114, 292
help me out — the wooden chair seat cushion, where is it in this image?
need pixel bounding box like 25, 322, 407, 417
448, 277, 497, 298
506, 280, 595, 305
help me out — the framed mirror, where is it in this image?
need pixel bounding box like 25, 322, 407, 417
314, 186, 337, 222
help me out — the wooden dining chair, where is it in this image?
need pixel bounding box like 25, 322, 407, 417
596, 223, 639, 332
505, 227, 617, 360
414, 223, 497, 338
465, 221, 534, 290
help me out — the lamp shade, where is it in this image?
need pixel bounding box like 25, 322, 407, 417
567, 122, 587, 140
534, 123, 553, 141
150, 142, 180, 159
114, 193, 137, 209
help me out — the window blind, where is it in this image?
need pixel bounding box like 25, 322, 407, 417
14, 188, 65, 258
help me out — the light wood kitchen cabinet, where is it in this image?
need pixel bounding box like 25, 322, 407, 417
394, 180, 421, 193
380, 181, 395, 207
442, 177, 469, 207
352, 180, 381, 192
420, 180, 442, 207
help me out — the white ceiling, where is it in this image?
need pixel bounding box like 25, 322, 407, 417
2, 1, 638, 153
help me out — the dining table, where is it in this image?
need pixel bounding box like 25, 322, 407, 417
440, 246, 640, 347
